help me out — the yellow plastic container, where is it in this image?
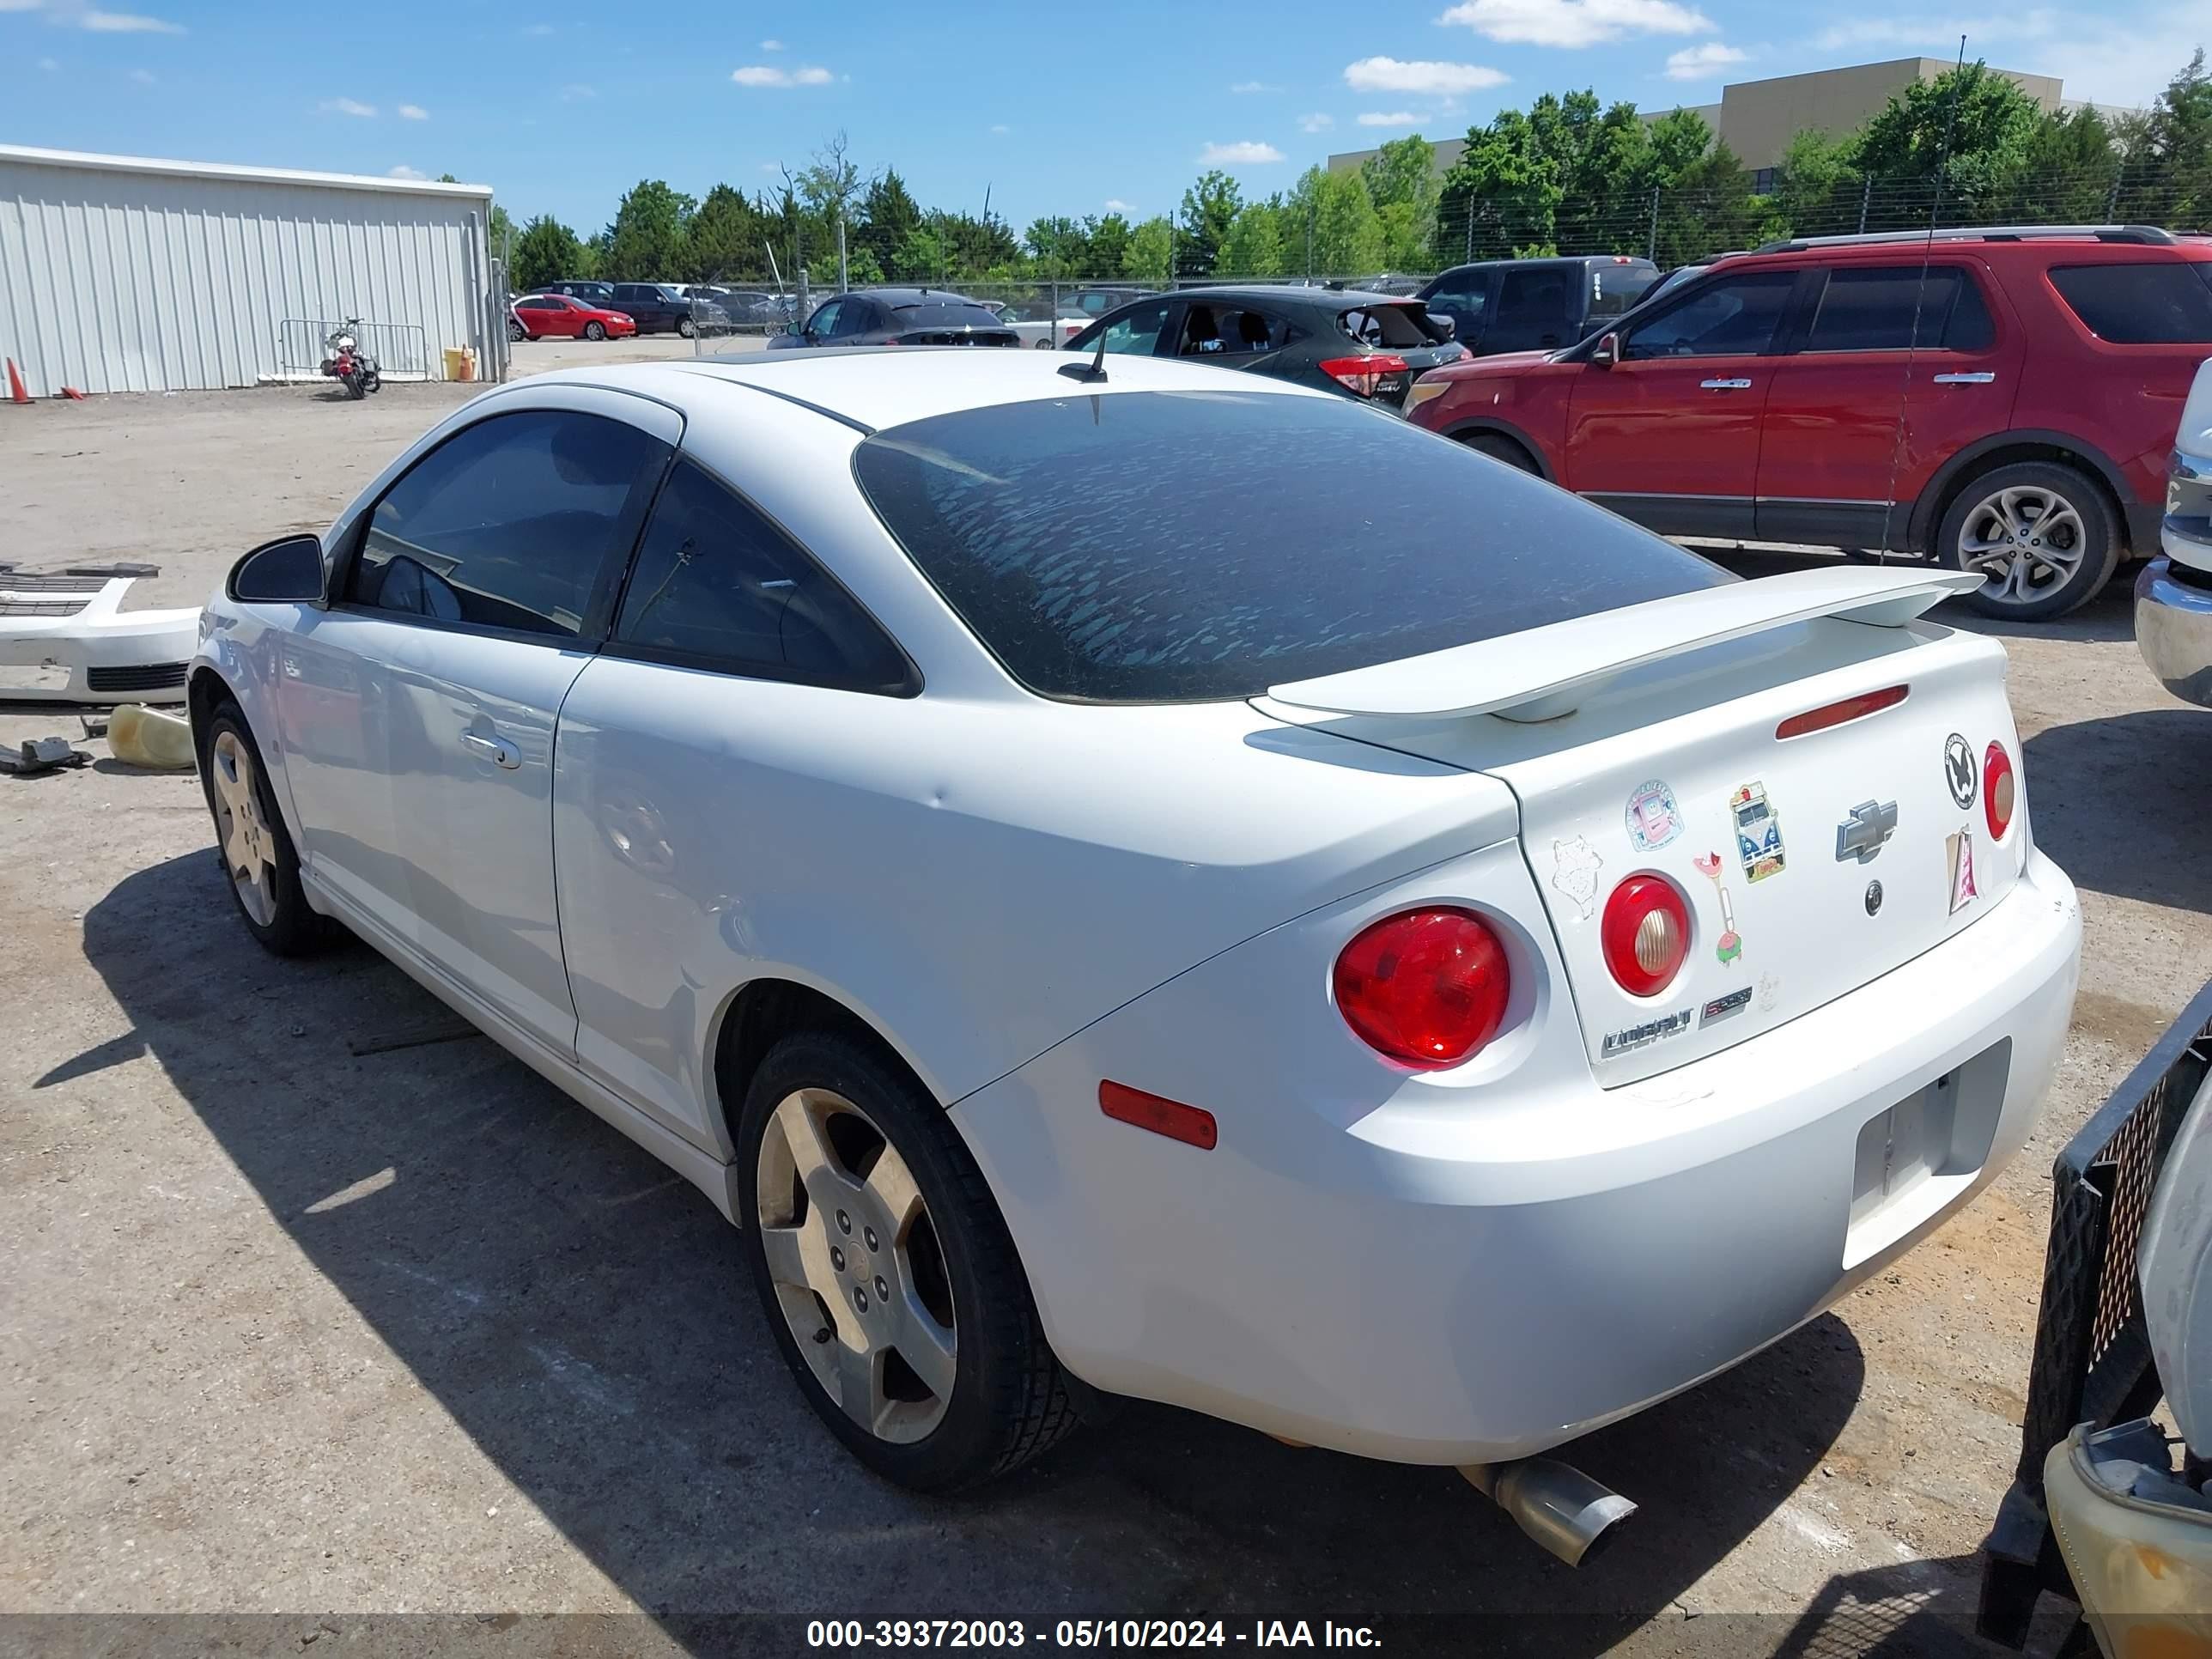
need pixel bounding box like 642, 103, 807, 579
107, 702, 197, 769
443, 346, 477, 383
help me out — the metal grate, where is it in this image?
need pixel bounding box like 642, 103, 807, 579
86, 662, 188, 693
0, 574, 106, 594
0, 599, 90, 617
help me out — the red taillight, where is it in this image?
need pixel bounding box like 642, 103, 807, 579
1318, 354, 1409, 398
1601, 875, 1691, 997
1775, 684, 1909, 739
1098, 1080, 1217, 1150
1334, 907, 1510, 1069
1984, 740, 2016, 840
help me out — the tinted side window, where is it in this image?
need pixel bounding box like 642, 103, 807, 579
616, 460, 910, 691
1625, 271, 1797, 359
2050, 263, 2212, 343
1495, 267, 1573, 327
1804, 266, 1995, 352
349, 410, 665, 637
1079, 301, 1171, 356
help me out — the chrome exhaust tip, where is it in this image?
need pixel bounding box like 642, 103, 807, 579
1459, 1456, 1638, 1567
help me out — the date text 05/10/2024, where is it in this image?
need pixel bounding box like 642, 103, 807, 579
805, 1620, 1382, 1649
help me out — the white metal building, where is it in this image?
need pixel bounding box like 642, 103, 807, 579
0, 144, 498, 398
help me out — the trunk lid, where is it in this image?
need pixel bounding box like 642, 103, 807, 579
1261, 574, 2030, 1085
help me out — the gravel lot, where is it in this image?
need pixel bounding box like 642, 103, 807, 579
3, 371, 2209, 1657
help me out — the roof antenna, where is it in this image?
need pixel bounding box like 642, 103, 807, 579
1876, 33, 1968, 566
1060, 320, 1109, 383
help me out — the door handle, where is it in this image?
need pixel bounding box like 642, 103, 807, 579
459, 730, 521, 770
1932, 371, 1996, 385
1700, 378, 1753, 390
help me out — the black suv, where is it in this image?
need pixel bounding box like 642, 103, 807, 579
1417, 255, 1659, 356
607, 283, 726, 337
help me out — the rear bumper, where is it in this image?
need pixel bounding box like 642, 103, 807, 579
2137, 558, 2212, 708
955, 850, 2080, 1466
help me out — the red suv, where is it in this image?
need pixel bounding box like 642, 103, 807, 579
1407, 226, 2212, 619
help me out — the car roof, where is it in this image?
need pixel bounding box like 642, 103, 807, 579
516, 348, 1333, 434
1710, 226, 2212, 271
1431, 255, 1655, 276
847, 288, 994, 306
1166, 284, 1422, 309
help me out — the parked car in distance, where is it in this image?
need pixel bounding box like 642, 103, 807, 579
769, 289, 1019, 349
1418, 255, 1660, 356
193, 351, 2078, 1535
529, 280, 617, 310
607, 282, 726, 337
2137, 356, 2212, 705
1060, 286, 1146, 320
1065, 285, 1463, 411
1409, 226, 2212, 620
1327, 273, 1427, 297
508, 293, 640, 343
990, 302, 1085, 349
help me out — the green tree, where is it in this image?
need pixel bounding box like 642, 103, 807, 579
1851, 61, 2045, 227
1083, 213, 1133, 276
1176, 170, 1243, 276
1764, 126, 1860, 240
2124, 52, 2212, 225
605, 179, 695, 281
1361, 136, 1439, 269
1122, 216, 1175, 282
1437, 107, 1565, 260
1024, 215, 1092, 277
1216, 199, 1286, 276
858, 168, 924, 270
509, 214, 586, 290
2013, 106, 2121, 222
1287, 167, 1383, 274
889, 222, 949, 283
687, 184, 764, 282
1650, 142, 1759, 265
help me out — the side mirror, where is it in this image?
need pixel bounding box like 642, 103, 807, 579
1591, 331, 1620, 368
228, 533, 325, 605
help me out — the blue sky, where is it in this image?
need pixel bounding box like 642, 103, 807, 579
3, 0, 2199, 235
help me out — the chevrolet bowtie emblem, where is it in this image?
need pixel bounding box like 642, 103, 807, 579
1836, 799, 1899, 864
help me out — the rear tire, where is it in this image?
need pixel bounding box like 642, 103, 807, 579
677, 317, 696, 339
736, 1030, 1077, 1492
507, 318, 526, 342
1459, 431, 1540, 474
1937, 460, 2119, 621
584, 321, 606, 342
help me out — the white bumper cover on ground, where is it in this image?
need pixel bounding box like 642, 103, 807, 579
0, 574, 198, 704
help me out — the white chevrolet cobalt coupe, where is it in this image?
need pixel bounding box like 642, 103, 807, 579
191, 349, 2080, 1554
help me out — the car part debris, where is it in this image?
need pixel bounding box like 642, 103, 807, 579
346, 1016, 482, 1057
107, 702, 196, 769
1, 573, 197, 706
0, 736, 91, 776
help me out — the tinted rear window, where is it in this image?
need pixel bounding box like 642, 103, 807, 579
853, 390, 1725, 702
2050, 262, 2212, 343
1805, 265, 1995, 352
895, 302, 1005, 328
1338, 304, 1442, 348
1592, 264, 1657, 318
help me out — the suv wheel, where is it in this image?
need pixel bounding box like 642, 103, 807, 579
736, 1030, 1077, 1491
1939, 461, 2119, 621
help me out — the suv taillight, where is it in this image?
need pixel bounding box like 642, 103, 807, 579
1601, 876, 1691, 997
1334, 907, 1510, 1069
1319, 355, 1408, 398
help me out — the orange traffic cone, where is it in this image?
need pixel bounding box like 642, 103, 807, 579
4, 359, 27, 405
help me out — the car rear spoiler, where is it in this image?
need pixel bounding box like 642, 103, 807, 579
1266, 567, 1984, 722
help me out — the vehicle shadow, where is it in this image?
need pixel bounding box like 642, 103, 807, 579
2021, 708, 2212, 915
71, 849, 1868, 1647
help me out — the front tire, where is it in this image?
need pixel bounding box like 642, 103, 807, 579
584, 321, 606, 341
197, 705, 325, 957
736, 1030, 1076, 1492
1938, 460, 2119, 621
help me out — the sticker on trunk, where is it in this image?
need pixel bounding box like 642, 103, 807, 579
1700, 987, 1752, 1028
1692, 852, 1744, 963
1944, 733, 1978, 809
1729, 781, 1786, 882
1625, 780, 1684, 851
1549, 836, 1604, 921
1601, 1006, 1693, 1058
1947, 827, 1979, 915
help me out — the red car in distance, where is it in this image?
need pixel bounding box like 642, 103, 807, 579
507, 292, 639, 343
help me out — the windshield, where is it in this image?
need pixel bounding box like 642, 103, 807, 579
854, 389, 1727, 702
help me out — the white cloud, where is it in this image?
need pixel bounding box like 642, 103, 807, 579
1358, 110, 1430, 126
522, 21, 555, 33
126, 65, 152, 82
731, 63, 833, 87
1297, 111, 1335, 131
37, 55, 58, 70
1437, 0, 1711, 47
1103, 198, 1136, 213
1198, 140, 1286, 164
1664, 40, 1745, 78
79, 7, 185, 32
387, 164, 428, 180
320, 96, 376, 117
560, 82, 596, 100
1812, 10, 2057, 50
759, 36, 784, 48
1230, 80, 1282, 93
397, 102, 428, 119
990, 122, 1010, 133
1345, 56, 1507, 94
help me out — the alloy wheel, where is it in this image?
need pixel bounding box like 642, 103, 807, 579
754, 1087, 958, 1443
1955, 485, 2087, 608
209, 729, 277, 927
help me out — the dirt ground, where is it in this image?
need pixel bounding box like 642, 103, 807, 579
3, 374, 2209, 1658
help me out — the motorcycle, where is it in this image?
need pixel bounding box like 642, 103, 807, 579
319, 319, 381, 400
